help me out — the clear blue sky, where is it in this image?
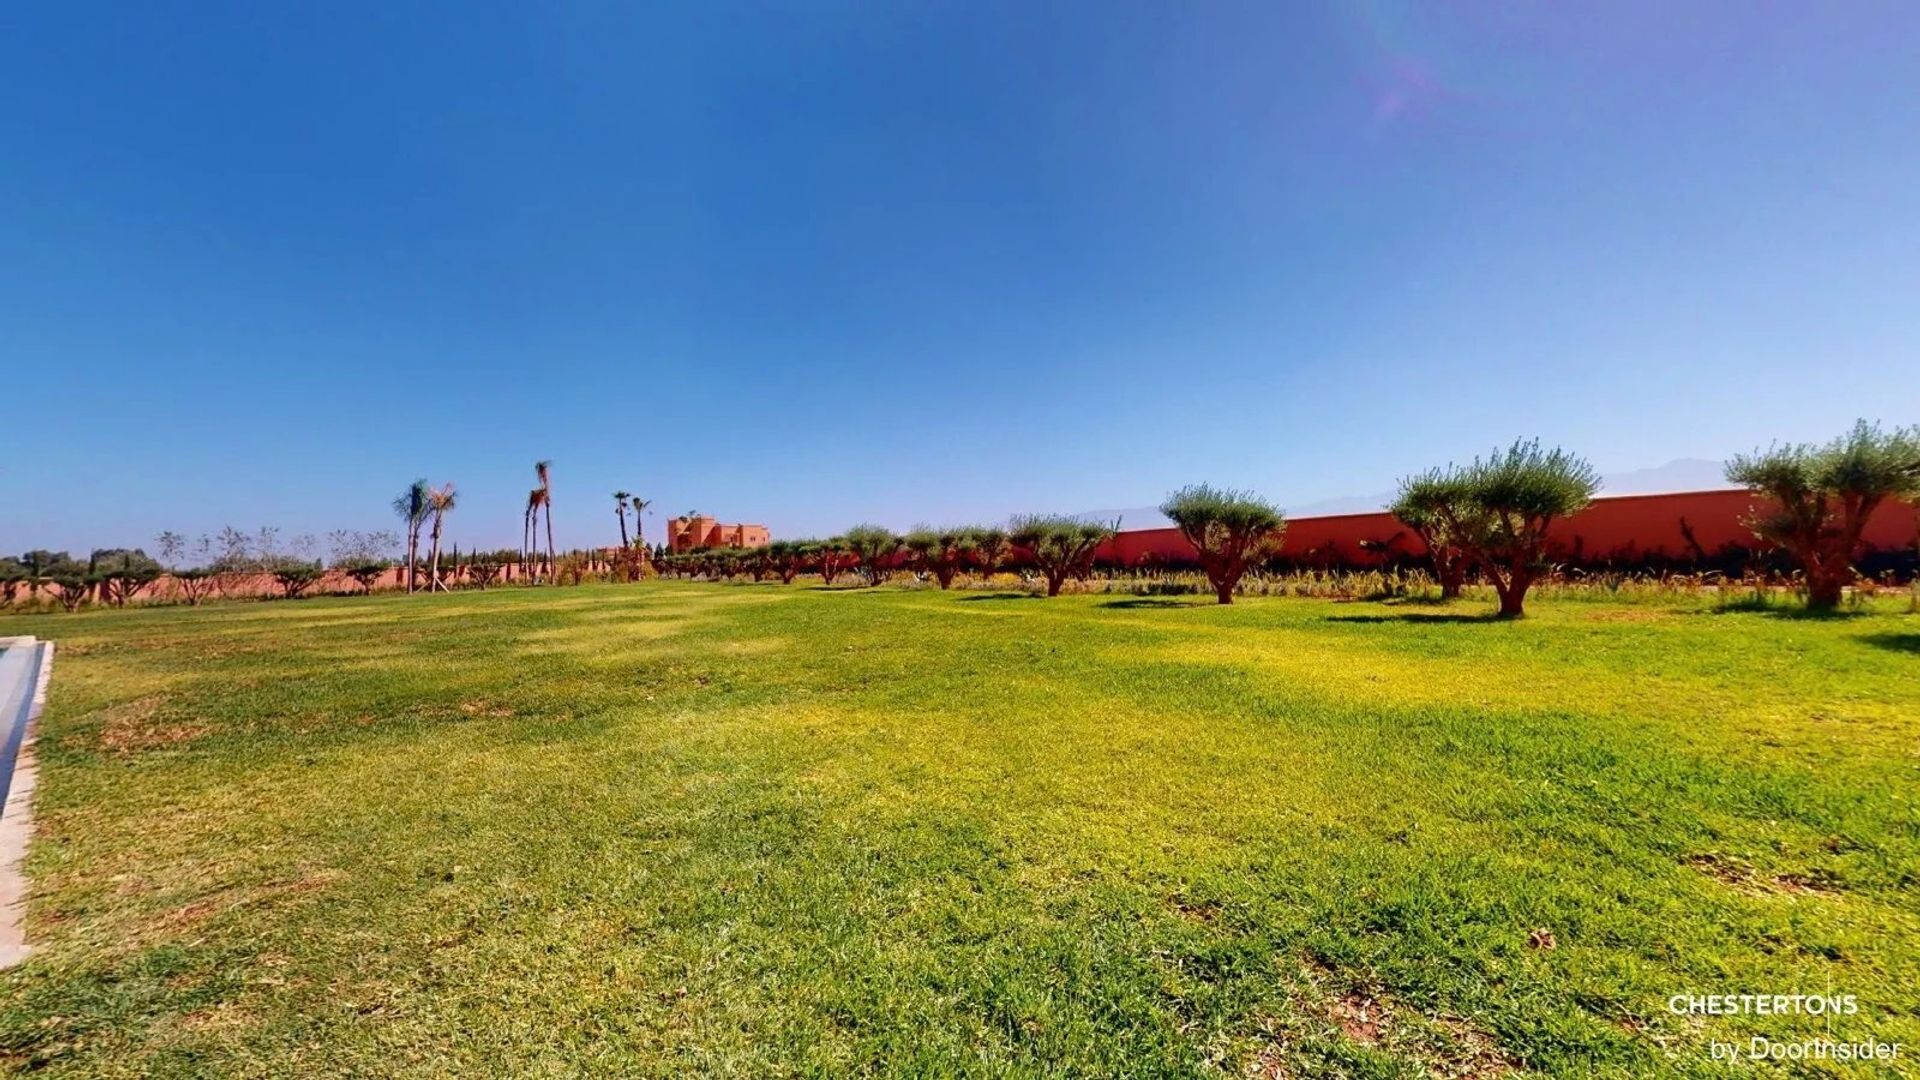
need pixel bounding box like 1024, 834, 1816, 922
5, 2, 1917, 555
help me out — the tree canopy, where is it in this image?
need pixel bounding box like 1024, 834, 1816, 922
1158, 485, 1285, 604
1009, 515, 1116, 597
1402, 440, 1598, 617
841, 525, 900, 586
1726, 420, 1920, 609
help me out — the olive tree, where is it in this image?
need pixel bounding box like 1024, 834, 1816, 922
1413, 440, 1598, 618
45, 554, 93, 612
270, 560, 324, 599
902, 527, 975, 589
1009, 515, 1116, 597
969, 527, 1010, 580
1390, 471, 1472, 600
1159, 485, 1285, 604
842, 524, 901, 586
1726, 420, 1920, 610
90, 548, 164, 607
0, 557, 24, 607
767, 540, 805, 584
816, 537, 854, 585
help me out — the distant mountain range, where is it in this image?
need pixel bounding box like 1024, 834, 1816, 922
1076, 458, 1732, 529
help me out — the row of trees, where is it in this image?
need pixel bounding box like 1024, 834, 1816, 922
655, 518, 1120, 597
12, 423, 1912, 618
654, 422, 1917, 618
0, 527, 398, 610
1388, 423, 1920, 615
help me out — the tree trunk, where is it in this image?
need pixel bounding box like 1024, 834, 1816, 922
1806, 568, 1846, 611
617, 510, 629, 550
1046, 571, 1065, 597
1493, 566, 1531, 617
1215, 580, 1235, 605
405, 529, 418, 594
428, 520, 444, 592
545, 507, 557, 584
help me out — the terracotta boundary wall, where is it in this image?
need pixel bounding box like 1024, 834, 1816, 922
1097, 489, 1919, 570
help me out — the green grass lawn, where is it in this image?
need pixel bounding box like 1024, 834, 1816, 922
1, 583, 1916, 1077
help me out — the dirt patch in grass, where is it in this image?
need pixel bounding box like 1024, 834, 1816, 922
1167, 894, 1223, 923
1583, 609, 1676, 623
84, 696, 210, 754
1684, 853, 1844, 898
153, 870, 345, 934
1428, 1013, 1523, 1079
1773, 871, 1843, 896
1327, 993, 1388, 1046
1245, 958, 1518, 1078
178, 1001, 257, 1032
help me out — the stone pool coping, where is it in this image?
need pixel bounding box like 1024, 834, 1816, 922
0, 636, 54, 968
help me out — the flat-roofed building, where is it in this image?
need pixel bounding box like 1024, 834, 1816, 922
665, 515, 770, 553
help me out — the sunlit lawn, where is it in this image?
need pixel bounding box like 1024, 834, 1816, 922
1, 582, 1916, 1077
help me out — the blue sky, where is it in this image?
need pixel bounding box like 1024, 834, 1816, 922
5, 2, 1917, 555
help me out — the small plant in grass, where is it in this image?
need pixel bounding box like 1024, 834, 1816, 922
1391, 471, 1473, 600
903, 527, 976, 589
1726, 420, 1920, 611
1158, 485, 1285, 604
1010, 516, 1117, 597
969, 527, 1010, 580
1408, 440, 1599, 618
843, 525, 901, 587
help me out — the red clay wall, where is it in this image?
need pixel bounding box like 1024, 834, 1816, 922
1097, 490, 1920, 569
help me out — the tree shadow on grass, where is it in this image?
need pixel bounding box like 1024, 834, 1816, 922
958, 592, 1041, 602
1326, 611, 1503, 625
1712, 603, 1874, 621
1860, 633, 1920, 655
1099, 598, 1200, 609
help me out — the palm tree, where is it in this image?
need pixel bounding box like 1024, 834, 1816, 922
535, 460, 556, 580
613, 491, 632, 549
392, 480, 432, 594
526, 488, 549, 581
426, 482, 458, 591
631, 497, 652, 549
522, 489, 541, 580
